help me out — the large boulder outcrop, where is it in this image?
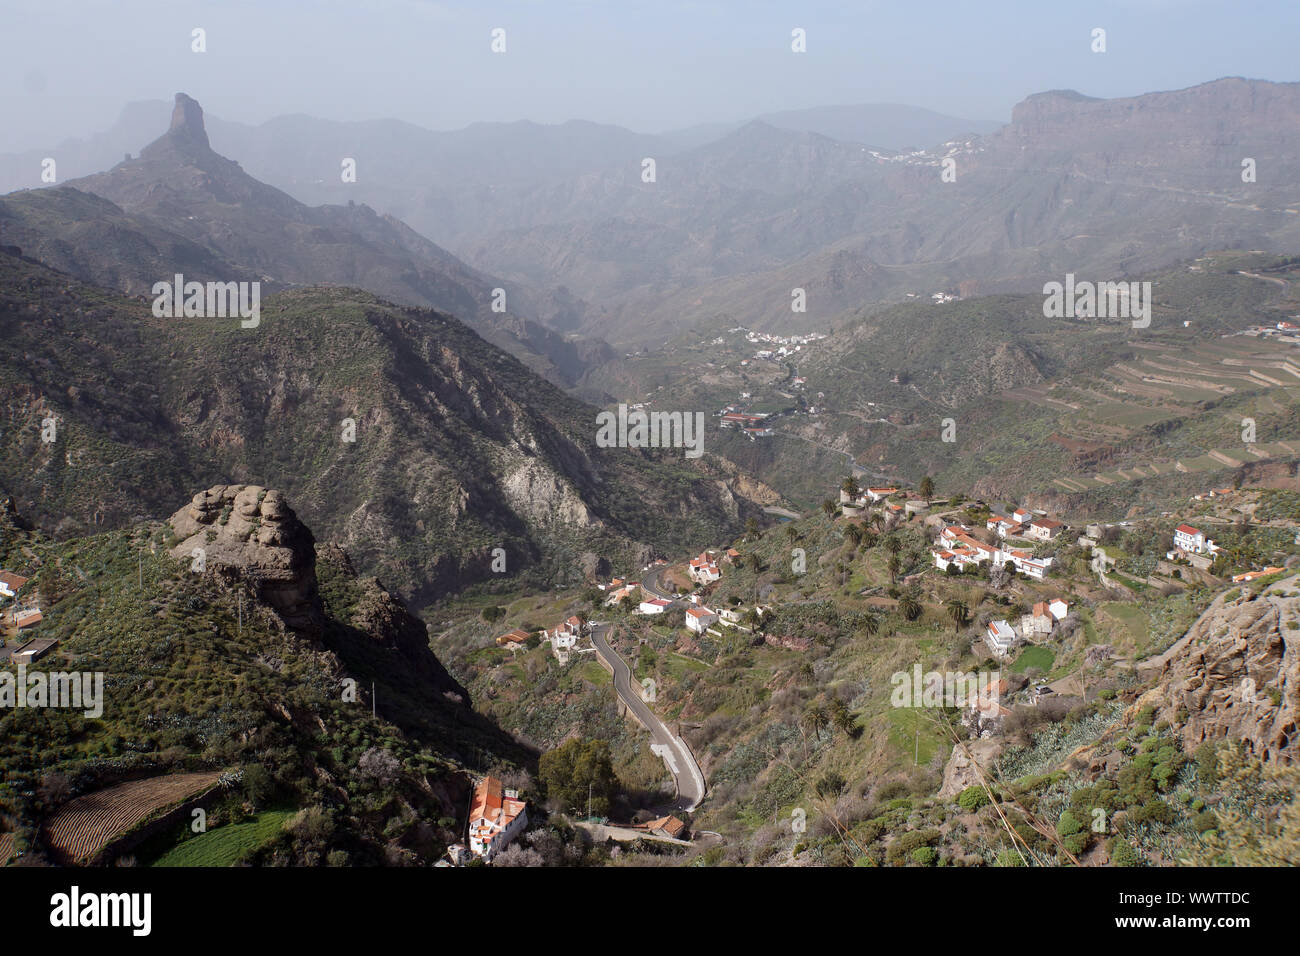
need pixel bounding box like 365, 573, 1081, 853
169, 484, 323, 635
1145, 576, 1300, 765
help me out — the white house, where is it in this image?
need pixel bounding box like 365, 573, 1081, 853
985, 620, 1018, 659
865, 487, 899, 503
1048, 599, 1070, 621
1172, 524, 1212, 555
685, 606, 718, 633
467, 776, 528, 863
639, 597, 671, 615
1026, 518, 1065, 541
1007, 551, 1053, 580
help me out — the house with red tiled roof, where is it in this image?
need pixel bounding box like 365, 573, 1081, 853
468, 775, 528, 862
636, 815, 689, 840
639, 597, 671, 615
688, 551, 721, 584
1021, 602, 1054, 637
685, 606, 718, 634
0, 570, 29, 600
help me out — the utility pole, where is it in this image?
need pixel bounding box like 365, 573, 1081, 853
587, 782, 593, 821
914, 725, 920, 766
238, 593, 243, 635
371, 681, 376, 719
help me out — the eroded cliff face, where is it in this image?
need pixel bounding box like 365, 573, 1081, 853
169, 484, 324, 636
1144, 576, 1300, 765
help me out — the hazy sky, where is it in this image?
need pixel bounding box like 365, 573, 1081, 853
2, 0, 1296, 150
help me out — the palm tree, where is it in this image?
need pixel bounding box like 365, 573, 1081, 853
785, 524, 798, 542
841, 476, 860, 499
918, 475, 935, 504
869, 512, 885, 532
844, 523, 864, 546
859, 611, 880, 638
887, 552, 902, 585
946, 598, 971, 633
883, 534, 902, 555
822, 499, 837, 518
804, 702, 828, 740
899, 589, 922, 622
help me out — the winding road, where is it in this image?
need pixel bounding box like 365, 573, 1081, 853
589, 622, 705, 813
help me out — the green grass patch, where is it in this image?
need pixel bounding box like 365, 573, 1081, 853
1011, 645, 1056, 674
150, 810, 292, 867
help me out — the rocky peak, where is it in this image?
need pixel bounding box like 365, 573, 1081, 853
142, 92, 211, 159
168, 484, 323, 636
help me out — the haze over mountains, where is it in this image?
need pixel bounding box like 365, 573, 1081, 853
0, 95, 613, 389
5, 79, 1296, 350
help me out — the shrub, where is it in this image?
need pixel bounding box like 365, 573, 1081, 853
1108, 837, 1140, 866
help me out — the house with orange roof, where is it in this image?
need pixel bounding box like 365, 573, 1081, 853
605, 583, 641, 606
467, 775, 528, 862
1020, 602, 1054, 637
495, 627, 531, 647
1232, 567, 1285, 583
635, 815, 689, 840
688, 551, 721, 584
985, 620, 1018, 659
0, 570, 29, 601
685, 606, 718, 634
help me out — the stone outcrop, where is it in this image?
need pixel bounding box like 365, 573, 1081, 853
1145, 576, 1300, 765
169, 484, 323, 636
939, 738, 1004, 799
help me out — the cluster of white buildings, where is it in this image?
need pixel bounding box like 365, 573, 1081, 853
688, 550, 725, 584
495, 614, 588, 663
932, 524, 1060, 580
985, 508, 1066, 542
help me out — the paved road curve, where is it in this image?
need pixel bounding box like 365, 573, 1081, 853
589, 622, 705, 812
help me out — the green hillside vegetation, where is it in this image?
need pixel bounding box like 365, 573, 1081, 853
0, 509, 524, 866
0, 248, 754, 606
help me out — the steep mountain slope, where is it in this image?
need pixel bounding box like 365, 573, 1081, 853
0, 489, 519, 866
0, 247, 765, 604
0, 94, 610, 388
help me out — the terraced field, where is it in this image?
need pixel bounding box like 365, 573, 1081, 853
42, 771, 224, 864
149, 809, 292, 867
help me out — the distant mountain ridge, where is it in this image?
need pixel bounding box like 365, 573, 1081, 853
0, 94, 613, 389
